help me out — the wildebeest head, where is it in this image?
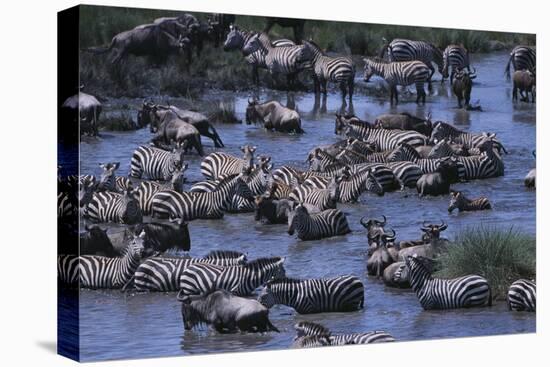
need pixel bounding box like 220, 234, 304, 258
360, 215, 387, 244
180, 293, 208, 330
223, 24, 243, 51
257, 283, 277, 308
367, 228, 396, 277
420, 220, 448, 240
121, 188, 143, 225
245, 98, 262, 124
98, 162, 120, 191
435, 156, 460, 181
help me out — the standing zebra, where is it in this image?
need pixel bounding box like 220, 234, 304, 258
242, 32, 313, 89
294, 321, 395, 345
133, 250, 247, 291
58, 232, 147, 289
200, 145, 256, 180
363, 58, 432, 105
289, 176, 341, 210
258, 275, 364, 313
223, 25, 295, 85
505, 45, 536, 79
287, 204, 350, 241
406, 254, 492, 310
85, 188, 142, 224
448, 190, 491, 212
151, 174, 253, 220
442, 44, 471, 83
507, 279, 536, 312
302, 40, 355, 101
130, 145, 185, 180
379, 38, 444, 79
177, 257, 286, 300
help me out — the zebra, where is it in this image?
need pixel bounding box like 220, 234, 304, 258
133, 250, 247, 291
130, 145, 185, 180
442, 44, 471, 83
507, 279, 536, 312
292, 335, 331, 348
294, 321, 395, 345
85, 188, 142, 224
287, 204, 350, 241
345, 138, 378, 155
379, 38, 444, 79
58, 231, 147, 289
290, 176, 341, 210
385, 161, 423, 189
131, 164, 188, 215
448, 190, 491, 212
151, 174, 253, 220
505, 45, 536, 79
97, 162, 122, 192
350, 163, 401, 192
66, 174, 96, 190
363, 58, 432, 104
388, 142, 466, 177
223, 25, 295, 85
430, 122, 507, 153
455, 140, 504, 180
427, 139, 468, 159
301, 168, 384, 202
258, 275, 364, 313
177, 257, 286, 300
57, 192, 76, 218
242, 32, 312, 89
200, 145, 257, 180
308, 148, 345, 172
339, 118, 428, 150
336, 145, 391, 165
302, 39, 355, 100
406, 254, 492, 310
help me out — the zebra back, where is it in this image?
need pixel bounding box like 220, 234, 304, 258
507, 279, 536, 312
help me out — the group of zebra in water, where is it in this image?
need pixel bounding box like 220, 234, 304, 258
58, 101, 535, 344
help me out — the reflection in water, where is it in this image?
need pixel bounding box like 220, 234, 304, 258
286, 92, 296, 110
453, 108, 471, 125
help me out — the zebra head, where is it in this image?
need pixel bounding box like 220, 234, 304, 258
257, 283, 277, 309
240, 144, 257, 170
165, 163, 188, 192
420, 219, 448, 240
128, 229, 147, 258
365, 168, 384, 196
242, 32, 262, 56
287, 204, 309, 235
78, 179, 96, 208
121, 188, 143, 225
429, 122, 447, 144
362, 58, 381, 82
98, 162, 120, 191
405, 254, 433, 278
360, 215, 387, 245
294, 321, 332, 340
448, 191, 466, 213
223, 24, 243, 51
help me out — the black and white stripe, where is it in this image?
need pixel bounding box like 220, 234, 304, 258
289, 177, 340, 210
85, 189, 142, 224
177, 257, 286, 300
406, 255, 492, 310
200, 145, 256, 180
430, 122, 506, 151
505, 45, 536, 79
133, 251, 247, 291
507, 279, 536, 312
258, 275, 364, 313
381, 38, 444, 78
130, 145, 184, 180
287, 205, 350, 241
340, 119, 428, 150
442, 44, 470, 82
294, 321, 395, 345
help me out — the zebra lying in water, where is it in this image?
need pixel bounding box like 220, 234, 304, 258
289, 176, 341, 210
200, 145, 257, 180
448, 190, 492, 212
292, 321, 394, 348
258, 275, 364, 313
58, 231, 148, 289
406, 254, 492, 310
134, 250, 247, 291
507, 279, 536, 312
85, 188, 143, 225
287, 204, 350, 241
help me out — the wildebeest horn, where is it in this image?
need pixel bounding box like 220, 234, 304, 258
378, 215, 387, 225
439, 220, 448, 231
360, 216, 369, 228
384, 228, 396, 239
422, 220, 431, 229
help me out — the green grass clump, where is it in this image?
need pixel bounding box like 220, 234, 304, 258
205, 101, 241, 124
436, 225, 535, 300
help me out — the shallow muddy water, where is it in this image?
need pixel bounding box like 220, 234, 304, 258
66, 52, 535, 361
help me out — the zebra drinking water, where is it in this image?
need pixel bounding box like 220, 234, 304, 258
505, 45, 536, 79
442, 44, 471, 83
258, 275, 364, 313
507, 279, 536, 312
293, 321, 395, 345
448, 190, 492, 212
379, 38, 444, 79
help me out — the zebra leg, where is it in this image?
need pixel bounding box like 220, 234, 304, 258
348, 77, 354, 102
340, 82, 347, 101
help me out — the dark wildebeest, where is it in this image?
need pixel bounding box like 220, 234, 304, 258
398, 221, 449, 260
138, 102, 224, 148
360, 215, 387, 247
133, 218, 191, 254
84, 23, 188, 65
62, 90, 102, 136
246, 99, 304, 133
207, 13, 236, 47
254, 195, 319, 224
452, 68, 476, 108
374, 112, 432, 136
367, 229, 396, 277
263, 17, 305, 43
512, 70, 536, 103
416, 157, 460, 197
180, 289, 279, 333
148, 107, 204, 155
80, 225, 120, 257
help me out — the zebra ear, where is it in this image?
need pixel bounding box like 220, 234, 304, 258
113, 162, 120, 170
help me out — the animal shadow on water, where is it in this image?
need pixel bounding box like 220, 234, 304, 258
179, 328, 275, 352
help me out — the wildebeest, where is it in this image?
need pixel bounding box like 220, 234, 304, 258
398, 221, 448, 260
416, 157, 460, 196
138, 102, 224, 147
512, 70, 536, 103
133, 218, 191, 253
80, 225, 120, 257
374, 112, 432, 136
207, 13, 236, 47
263, 17, 305, 43
360, 215, 387, 246
180, 289, 279, 333
246, 99, 304, 133
451, 68, 476, 108
147, 107, 204, 155
367, 229, 396, 277
84, 23, 187, 65
448, 191, 492, 212
61, 90, 102, 136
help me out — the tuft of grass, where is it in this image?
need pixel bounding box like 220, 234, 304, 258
436, 225, 535, 300
205, 101, 241, 124
99, 110, 144, 131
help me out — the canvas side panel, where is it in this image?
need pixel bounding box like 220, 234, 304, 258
57, 5, 80, 362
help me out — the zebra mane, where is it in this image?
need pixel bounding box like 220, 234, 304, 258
295, 321, 332, 337
245, 256, 283, 269
203, 250, 246, 260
